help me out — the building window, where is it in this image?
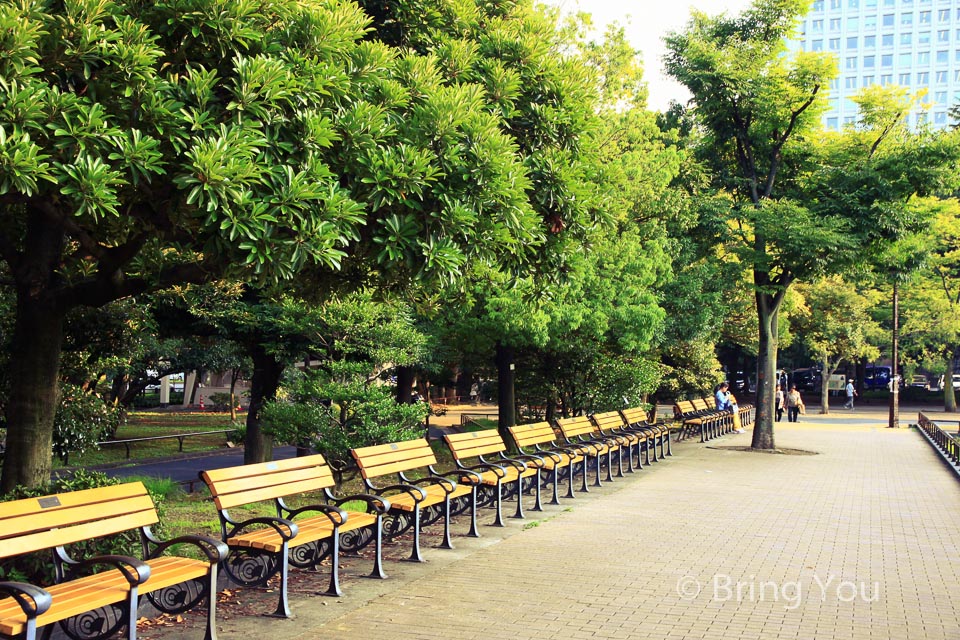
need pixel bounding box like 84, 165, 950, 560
829, 78, 840, 91
847, 36, 858, 49
830, 38, 841, 50
865, 0, 877, 6
830, 17, 842, 30
899, 72, 912, 84
882, 13, 895, 26
938, 29, 950, 42
901, 33, 913, 45
849, 0, 859, 7
920, 10, 932, 24
939, 9, 951, 22
918, 71, 930, 83
899, 52, 913, 65
812, 0, 825, 10
955, 49, 960, 62
864, 54, 876, 68
881, 74, 893, 85
812, 19, 823, 32
827, 117, 839, 130
936, 70, 948, 83
865, 35, 877, 48
917, 51, 930, 64
937, 49, 949, 63
935, 90, 948, 103
917, 113, 928, 127
813, 39, 824, 51
831, 0, 842, 8
919, 31, 932, 44
845, 76, 858, 89
844, 115, 857, 126
846, 56, 858, 70
884, 34, 896, 46
935, 111, 947, 125
902, 13, 914, 26
882, 53, 893, 66
863, 75, 875, 86
954, 69, 960, 81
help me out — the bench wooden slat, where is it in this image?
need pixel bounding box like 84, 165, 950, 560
591, 411, 626, 430
351, 439, 438, 478
507, 422, 559, 447
0, 494, 156, 544
0, 483, 145, 521
209, 476, 333, 510
444, 431, 506, 459
555, 416, 595, 438
203, 454, 329, 483
2, 508, 158, 559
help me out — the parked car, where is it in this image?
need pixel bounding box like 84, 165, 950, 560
909, 375, 930, 390
864, 365, 891, 390
934, 374, 960, 391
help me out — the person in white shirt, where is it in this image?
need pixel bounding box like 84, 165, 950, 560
843, 379, 857, 410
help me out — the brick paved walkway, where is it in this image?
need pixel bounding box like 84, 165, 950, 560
204, 408, 960, 640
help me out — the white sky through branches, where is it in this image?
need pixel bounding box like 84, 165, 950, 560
539, 0, 754, 111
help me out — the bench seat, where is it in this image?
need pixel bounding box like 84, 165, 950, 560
225, 511, 377, 554
507, 422, 585, 502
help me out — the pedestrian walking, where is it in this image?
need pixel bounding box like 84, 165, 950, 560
775, 383, 784, 422
843, 379, 857, 410
785, 384, 804, 423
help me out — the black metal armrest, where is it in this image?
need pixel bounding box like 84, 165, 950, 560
285, 503, 349, 527
0, 582, 52, 618
324, 489, 392, 514
147, 534, 228, 564
373, 483, 428, 502
506, 452, 545, 468
435, 468, 483, 484
493, 454, 530, 471
409, 475, 458, 494
227, 516, 299, 542
76, 555, 152, 586
458, 461, 507, 479
530, 447, 563, 463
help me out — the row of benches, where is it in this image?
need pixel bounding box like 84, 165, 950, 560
673, 397, 755, 442
0, 407, 670, 640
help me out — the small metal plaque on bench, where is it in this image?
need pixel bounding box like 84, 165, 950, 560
38, 497, 61, 509
390, 444, 399, 450
266, 462, 278, 471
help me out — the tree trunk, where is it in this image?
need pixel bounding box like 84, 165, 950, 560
751, 296, 779, 450
1, 295, 66, 492
820, 355, 832, 415
888, 278, 900, 429
945, 354, 958, 412
395, 365, 415, 404
244, 342, 284, 464
495, 341, 515, 442
229, 369, 239, 421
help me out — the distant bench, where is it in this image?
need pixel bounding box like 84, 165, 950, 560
0, 482, 225, 640
351, 438, 477, 562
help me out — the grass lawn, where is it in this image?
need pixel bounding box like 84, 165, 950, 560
54, 411, 241, 468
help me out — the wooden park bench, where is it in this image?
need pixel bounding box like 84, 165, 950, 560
555, 416, 623, 487
200, 454, 390, 618
589, 411, 645, 473
0, 482, 226, 640
508, 422, 586, 502
621, 406, 672, 461
351, 438, 477, 563
673, 399, 725, 442
443, 429, 543, 525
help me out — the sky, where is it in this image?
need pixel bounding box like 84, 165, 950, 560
540, 0, 754, 111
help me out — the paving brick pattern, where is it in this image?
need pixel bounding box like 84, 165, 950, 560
216, 409, 960, 639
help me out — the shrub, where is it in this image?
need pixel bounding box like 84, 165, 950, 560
53, 384, 124, 463
208, 392, 234, 412
261, 363, 427, 479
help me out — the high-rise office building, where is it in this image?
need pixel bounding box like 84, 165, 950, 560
792, 0, 959, 130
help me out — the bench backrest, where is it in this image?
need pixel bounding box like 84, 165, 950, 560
555, 416, 595, 439
508, 422, 559, 449
674, 400, 695, 416
201, 454, 335, 510
591, 410, 626, 431
621, 406, 649, 426
351, 438, 438, 480
0, 482, 157, 559
691, 398, 712, 412
444, 429, 506, 461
